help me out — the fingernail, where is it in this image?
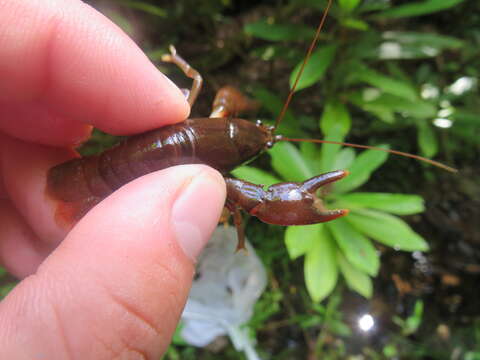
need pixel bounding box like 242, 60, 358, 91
171, 169, 225, 260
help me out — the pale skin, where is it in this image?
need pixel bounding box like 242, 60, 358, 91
0, 0, 226, 359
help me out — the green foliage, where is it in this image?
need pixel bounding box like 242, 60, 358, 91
236, 0, 478, 304
237, 105, 428, 300
0, 267, 16, 300
392, 300, 424, 336
375, 0, 466, 19
289, 44, 338, 91
244, 0, 478, 160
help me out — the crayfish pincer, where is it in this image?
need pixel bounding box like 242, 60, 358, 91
225, 171, 349, 250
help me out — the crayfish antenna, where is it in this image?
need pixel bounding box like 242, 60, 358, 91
273, 0, 333, 133
281, 137, 458, 173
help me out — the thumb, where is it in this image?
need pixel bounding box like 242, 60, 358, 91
0, 165, 225, 359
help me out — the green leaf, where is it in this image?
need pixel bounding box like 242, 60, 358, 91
333, 147, 389, 194
269, 142, 314, 181
337, 252, 373, 298
336, 192, 425, 215
328, 218, 379, 276
304, 227, 338, 302
333, 148, 356, 170
417, 121, 439, 158
232, 166, 281, 187
285, 224, 322, 260
289, 44, 338, 92
319, 128, 345, 173
320, 99, 352, 137
319, 100, 352, 173
338, 0, 361, 12
348, 91, 437, 120
377, 31, 464, 60
300, 142, 317, 161
245, 21, 314, 41
341, 18, 369, 31
376, 0, 465, 19
353, 68, 418, 101
347, 209, 429, 251
329, 319, 353, 337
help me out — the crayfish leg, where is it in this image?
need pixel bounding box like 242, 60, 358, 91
161, 45, 203, 107
219, 207, 231, 229
227, 204, 247, 252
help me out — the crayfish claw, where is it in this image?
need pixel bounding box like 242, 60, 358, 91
302, 170, 349, 193
311, 199, 350, 223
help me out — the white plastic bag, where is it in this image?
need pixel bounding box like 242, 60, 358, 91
180, 226, 267, 360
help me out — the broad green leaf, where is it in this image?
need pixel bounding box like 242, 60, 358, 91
318, 100, 351, 173
304, 227, 338, 302
333, 148, 356, 170
341, 18, 369, 31
390, 31, 464, 48
353, 68, 418, 101
336, 192, 425, 215
328, 218, 379, 276
269, 142, 314, 181
338, 0, 361, 12
329, 319, 353, 337
348, 91, 436, 119
362, 104, 396, 123
285, 224, 322, 260
245, 21, 314, 41
417, 121, 438, 158
232, 166, 281, 187
333, 147, 389, 194
319, 128, 345, 173
300, 142, 317, 162
320, 99, 352, 137
289, 44, 338, 91
377, 32, 463, 60
347, 209, 429, 251
337, 253, 373, 298
376, 0, 465, 19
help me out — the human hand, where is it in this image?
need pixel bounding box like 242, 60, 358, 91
0, 1, 226, 358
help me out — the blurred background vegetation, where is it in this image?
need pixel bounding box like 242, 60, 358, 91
1, 0, 479, 358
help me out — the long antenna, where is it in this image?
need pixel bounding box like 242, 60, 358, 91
270, 0, 457, 174
281, 137, 458, 173
273, 0, 333, 132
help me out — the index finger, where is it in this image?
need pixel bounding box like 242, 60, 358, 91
0, 0, 189, 146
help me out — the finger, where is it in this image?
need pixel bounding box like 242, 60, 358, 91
1, 134, 76, 246
0, 0, 189, 145
0, 165, 226, 359
0, 101, 92, 147
0, 199, 48, 279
